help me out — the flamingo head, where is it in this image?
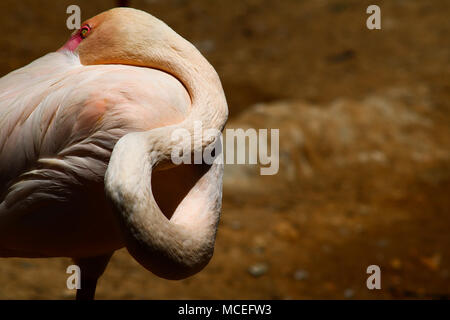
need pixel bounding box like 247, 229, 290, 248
59, 7, 187, 72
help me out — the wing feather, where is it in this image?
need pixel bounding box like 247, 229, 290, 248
0, 51, 190, 220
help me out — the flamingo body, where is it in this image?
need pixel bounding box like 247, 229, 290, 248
0, 51, 190, 258
0, 8, 228, 299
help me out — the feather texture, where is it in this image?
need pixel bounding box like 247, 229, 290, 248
0, 50, 190, 257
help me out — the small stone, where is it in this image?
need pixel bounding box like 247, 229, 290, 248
344, 288, 355, 298
248, 263, 269, 277
294, 269, 309, 281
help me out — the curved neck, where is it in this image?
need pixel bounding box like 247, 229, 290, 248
104, 29, 228, 280
106, 129, 223, 279
153, 39, 228, 133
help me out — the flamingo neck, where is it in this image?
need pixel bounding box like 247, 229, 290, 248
104, 33, 228, 280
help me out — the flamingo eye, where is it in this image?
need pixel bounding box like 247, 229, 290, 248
80, 25, 91, 39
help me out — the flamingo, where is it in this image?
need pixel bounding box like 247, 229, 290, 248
0, 8, 228, 300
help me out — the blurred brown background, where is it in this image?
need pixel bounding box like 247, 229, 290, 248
0, 0, 449, 299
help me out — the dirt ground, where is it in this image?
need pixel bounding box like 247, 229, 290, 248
0, 0, 449, 299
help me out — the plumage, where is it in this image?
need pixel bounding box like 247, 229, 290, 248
0, 51, 190, 255
0, 7, 228, 299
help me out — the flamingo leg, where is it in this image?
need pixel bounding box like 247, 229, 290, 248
73, 253, 113, 300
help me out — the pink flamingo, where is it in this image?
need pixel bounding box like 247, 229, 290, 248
0, 8, 228, 300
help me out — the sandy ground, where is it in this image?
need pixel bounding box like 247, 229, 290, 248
0, 0, 449, 299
